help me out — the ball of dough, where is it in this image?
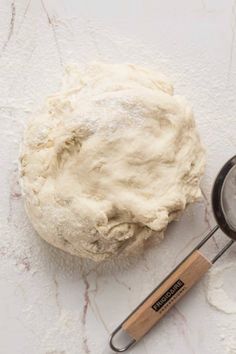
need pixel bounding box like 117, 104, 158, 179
20, 62, 205, 262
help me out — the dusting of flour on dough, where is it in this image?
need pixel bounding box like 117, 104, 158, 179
20, 62, 205, 262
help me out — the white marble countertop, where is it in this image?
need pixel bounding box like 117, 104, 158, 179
1, 1, 236, 353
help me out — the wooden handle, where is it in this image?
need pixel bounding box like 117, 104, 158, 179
122, 250, 211, 341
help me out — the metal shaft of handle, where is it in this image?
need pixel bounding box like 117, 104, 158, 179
212, 239, 234, 263
195, 225, 219, 249
194, 224, 234, 263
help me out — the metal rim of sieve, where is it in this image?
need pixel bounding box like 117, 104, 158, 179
212, 155, 236, 241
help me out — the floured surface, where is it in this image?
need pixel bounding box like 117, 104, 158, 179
20, 62, 205, 261
206, 262, 236, 314
1, 0, 236, 353
206, 259, 236, 354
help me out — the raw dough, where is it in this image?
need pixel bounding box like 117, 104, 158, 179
20, 62, 205, 261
